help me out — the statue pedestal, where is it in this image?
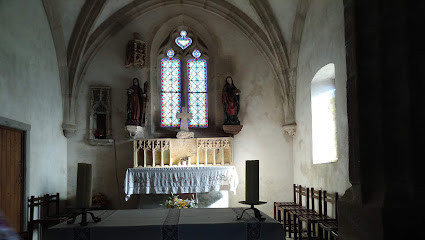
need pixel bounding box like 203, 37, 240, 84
126, 125, 143, 138
223, 125, 243, 136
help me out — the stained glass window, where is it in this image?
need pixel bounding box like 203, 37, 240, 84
175, 30, 192, 50
187, 49, 208, 128
161, 49, 181, 127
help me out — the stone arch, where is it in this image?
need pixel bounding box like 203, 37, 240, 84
41, 0, 70, 134
148, 14, 222, 135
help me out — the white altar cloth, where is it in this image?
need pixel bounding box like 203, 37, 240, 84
46, 208, 285, 240
124, 166, 239, 200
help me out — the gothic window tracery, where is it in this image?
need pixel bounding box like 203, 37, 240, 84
88, 86, 113, 145
160, 30, 208, 128
160, 49, 181, 127
187, 50, 208, 128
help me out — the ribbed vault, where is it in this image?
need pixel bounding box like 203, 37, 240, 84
43, 0, 308, 136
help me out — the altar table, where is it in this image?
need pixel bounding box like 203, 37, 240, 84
124, 166, 239, 200
45, 208, 285, 240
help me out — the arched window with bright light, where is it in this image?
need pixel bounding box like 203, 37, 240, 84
187, 49, 208, 128
160, 49, 181, 127
311, 63, 337, 164
159, 30, 208, 128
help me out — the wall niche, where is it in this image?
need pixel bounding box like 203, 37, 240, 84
88, 86, 113, 146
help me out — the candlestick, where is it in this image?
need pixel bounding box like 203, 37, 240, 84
76, 163, 92, 208
245, 160, 259, 204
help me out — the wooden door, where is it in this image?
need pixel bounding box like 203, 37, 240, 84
0, 126, 24, 232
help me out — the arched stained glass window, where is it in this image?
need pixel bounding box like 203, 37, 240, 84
187, 50, 208, 128
161, 49, 181, 127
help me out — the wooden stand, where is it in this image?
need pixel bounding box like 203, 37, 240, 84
237, 201, 267, 221
67, 208, 101, 226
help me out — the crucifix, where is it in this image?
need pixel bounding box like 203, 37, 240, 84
176, 107, 194, 138
176, 107, 192, 131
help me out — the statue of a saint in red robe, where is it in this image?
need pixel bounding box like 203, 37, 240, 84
126, 78, 146, 126
222, 76, 241, 125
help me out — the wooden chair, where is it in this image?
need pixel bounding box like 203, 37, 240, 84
287, 188, 322, 240
297, 190, 339, 240
24, 193, 63, 240
278, 185, 309, 239
319, 220, 338, 240
273, 184, 300, 220
316, 191, 339, 240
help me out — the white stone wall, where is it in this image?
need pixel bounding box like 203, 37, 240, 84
55, 0, 85, 46
293, 0, 351, 210
268, 0, 298, 45
0, 0, 67, 203
66, 4, 293, 216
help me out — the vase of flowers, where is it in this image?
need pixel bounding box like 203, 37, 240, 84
180, 157, 189, 166
162, 193, 197, 208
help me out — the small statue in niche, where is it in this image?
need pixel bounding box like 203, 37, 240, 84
126, 78, 148, 126
125, 32, 146, 68
222, 76, 241, 125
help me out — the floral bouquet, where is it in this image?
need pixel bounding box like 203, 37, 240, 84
92, 192, 110, 209
162, 193, 197, 208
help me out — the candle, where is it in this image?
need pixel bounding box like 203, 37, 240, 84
245, 160, 259, 204
76, 163, 92, 208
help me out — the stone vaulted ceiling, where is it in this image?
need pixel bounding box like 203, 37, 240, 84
42, 0, 310, 137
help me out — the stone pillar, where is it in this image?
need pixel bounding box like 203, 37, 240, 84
338, 1, 425, 239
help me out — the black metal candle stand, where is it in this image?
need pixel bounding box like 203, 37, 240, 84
67, 208, 101, 226
237, 201, 267, 221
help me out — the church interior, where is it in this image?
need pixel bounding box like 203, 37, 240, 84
1, 0, 424, 239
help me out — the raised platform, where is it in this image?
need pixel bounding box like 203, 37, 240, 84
46, 208, 284, 240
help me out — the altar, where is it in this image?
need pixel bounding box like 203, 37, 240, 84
124, 166, 238, 200
45, 208, 285, 240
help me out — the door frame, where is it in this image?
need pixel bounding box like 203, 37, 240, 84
0, 116, 30, 231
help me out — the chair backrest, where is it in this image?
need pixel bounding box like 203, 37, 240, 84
28, 196, 45, 223
27, 193, 60, 240
28, 193, 60, 222
298, 185, 310, 208
293, 184, 300, 203
323, 191, 338, 218
43, 193, 60, 217
310, 188, 322, 214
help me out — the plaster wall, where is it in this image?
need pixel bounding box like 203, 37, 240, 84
0, 0, 67, 201
268, 0, 298, 45
67, 4, 293, 217
55, 0, 85, 46
226, 0, 265, 30
293, 0, 350, 213
92, 0, 133, 32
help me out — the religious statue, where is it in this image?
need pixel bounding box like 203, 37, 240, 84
125, 32, 146, 68
126, 78, 148, 126
222, 76, 241, 125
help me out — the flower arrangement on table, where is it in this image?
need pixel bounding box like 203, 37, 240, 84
92, 192, 110, 209
162, 193, 197, 208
